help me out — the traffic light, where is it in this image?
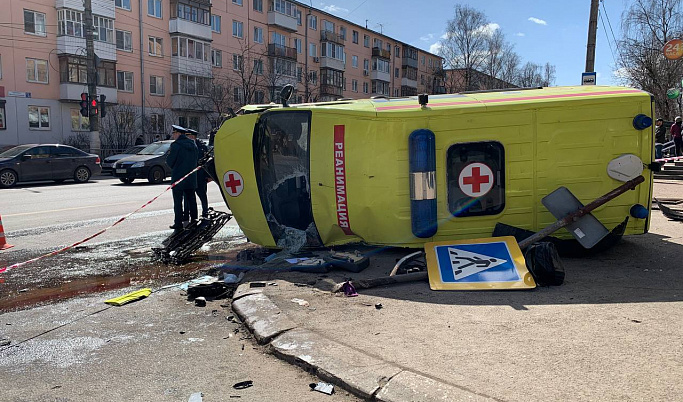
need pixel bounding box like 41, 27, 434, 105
80, 93, 89, 117
90, 96, 98, 116
99, 94, 107, 118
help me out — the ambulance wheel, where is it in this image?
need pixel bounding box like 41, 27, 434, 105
524, 242, 565, 286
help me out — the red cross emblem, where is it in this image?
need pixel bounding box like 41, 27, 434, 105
223, 170, 244, 197
458, 163, 494, 198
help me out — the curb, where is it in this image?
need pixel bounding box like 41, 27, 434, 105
232, 283, 496, 401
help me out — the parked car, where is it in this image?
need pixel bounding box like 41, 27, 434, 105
101, 145, 148, 175
0, 144, 101, 188
112, 141, 172, 184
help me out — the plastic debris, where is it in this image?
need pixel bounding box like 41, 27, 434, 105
194, 297, 206, 307
188, 392, 203, 402
105, 288, 152, 306
375, 303, 383, 310
223, 272, 245, 284
341, 281, 358, 297
179, 276, 217, 291
233, 380, 253, 390
291, 298, 310, 307
309, 382, 334, 395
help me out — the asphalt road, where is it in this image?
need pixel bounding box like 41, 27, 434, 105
1, 175, 235, 253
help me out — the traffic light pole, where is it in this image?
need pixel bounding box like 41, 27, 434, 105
84, 0, 100, 155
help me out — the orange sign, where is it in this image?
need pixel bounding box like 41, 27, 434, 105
664, 39, 683, 60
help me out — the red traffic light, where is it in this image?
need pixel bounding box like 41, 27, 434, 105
81, 92, 88, 101
91, 99, 98, 107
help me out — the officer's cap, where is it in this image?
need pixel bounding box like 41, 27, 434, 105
171, 125, 187, 133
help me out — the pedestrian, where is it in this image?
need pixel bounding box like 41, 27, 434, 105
655, 118, 666, 159
672, 116, 683, 157
166, 125, 198, 229
185, 129, 211, 218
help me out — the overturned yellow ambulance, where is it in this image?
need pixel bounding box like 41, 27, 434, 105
213, 85, 655, 249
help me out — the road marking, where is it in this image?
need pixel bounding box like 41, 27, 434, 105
4, 201, 141, 217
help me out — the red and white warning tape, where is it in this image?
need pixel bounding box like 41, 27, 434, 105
0, 159, 212, 274
654, 155, 683, 163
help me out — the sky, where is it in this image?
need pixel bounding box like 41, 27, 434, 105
311, 0, 630, 86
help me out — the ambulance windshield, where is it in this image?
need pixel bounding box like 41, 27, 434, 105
253, 111, 321, 249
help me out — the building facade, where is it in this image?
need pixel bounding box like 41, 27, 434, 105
0, 0, 445, 151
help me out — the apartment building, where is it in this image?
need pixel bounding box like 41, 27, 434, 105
0, 0, 445, 148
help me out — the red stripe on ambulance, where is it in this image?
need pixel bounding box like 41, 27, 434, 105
334, 125, 353, 235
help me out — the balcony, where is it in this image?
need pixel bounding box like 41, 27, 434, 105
320, 84, 343, 97
401, 86, 418, 96
268, 44, 297, 61
60, 83, 117, 103
401, 77, 417, 88
370, 70, 390, 82
402, 56, 418, 69
267, 11, 298, 32
171, 57, 212, 78
55, 0, 115, 18
57, 36, 116, 61
320, 57, 345, 71
372, 47, 391, 59
169, 19, 212, 41
321, 30, 344, 45
171, 94, 213, 112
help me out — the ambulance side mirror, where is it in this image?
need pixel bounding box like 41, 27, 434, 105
280, 84, 294, 107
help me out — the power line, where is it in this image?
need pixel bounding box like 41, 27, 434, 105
598, 3, 618, 67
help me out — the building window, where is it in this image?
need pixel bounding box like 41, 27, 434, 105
253, 59, 263, 75
71, 109, 90, 131
294, 38, 302, 54
363, 35, 369, 47
395, 46, 400, 58
363, 58, 369, 71
340, 26, 346, 40
352, 55, 358, 68
116, 0, 131, 10
232, 54, 243, 71
296, 66, 302, 82
373, 38, 382, 49
116, 30, 133, 51
174, 2, 210, 24
0, 105, 6, 130
59, 56, 87, 84
254, 0, 263, 12
395, 67, 399, 78
24, 10, 46, 36
233, 87, 242, 103
272, 0, 298, 17
172, 37, 209, 61
150, 113, 165, 133
297, 10, 302, 25
172, 74, 208, 96
255, 91, 265, 103
372, 80, 390, 96
254, 27, 263, 43
57, 10, 84, 37
421, 55, 425, 65
309, 15, 317, 30
150, 75, 164, 95
149, 36, 163, 56
117, 71, 134, 92
274, 58, 296, 77
272, 32, 286, 47
321, 42, 345, 62
211, 15, 221, 33
352, 30, 358, 44
308, 71, 317, 85
352, 79, 358, 92
26, 58, 48, 83
309, 43, 317, 57
233, 0, 243, 5
97, 61, 116, 87
211, 49, 222, 67
148, 0, 162, 18
93, 16, 114, 43
372, 58, 390, 73
232, 20, 243, 38
363, 82, 368, 94
28, 106, 50, 129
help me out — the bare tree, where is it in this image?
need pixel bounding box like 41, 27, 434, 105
99, 101, 141, 156
439, 5, 490, 91
498, 49, 521, 87
617, 0, 683, 118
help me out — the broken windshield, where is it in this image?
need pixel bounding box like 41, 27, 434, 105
253, 111, 321, 250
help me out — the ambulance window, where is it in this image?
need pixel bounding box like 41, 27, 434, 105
253, 111, 320, 244
446, 141, 505, 217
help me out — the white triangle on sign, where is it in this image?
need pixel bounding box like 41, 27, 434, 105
448, 247, 507, 280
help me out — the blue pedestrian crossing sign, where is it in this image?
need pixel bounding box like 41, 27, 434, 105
424, 236, 536, 290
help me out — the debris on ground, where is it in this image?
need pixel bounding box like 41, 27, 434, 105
309, 382, 334, 395
655, 199, 683, 221
188, 392, 203, 402
232, 380, 253, 390
340, 281, 358, 297
187, 279, 236, 300
249, 282, 266, 288
104, 288, 152, 306
291, 298, 310, 307
375, 303, 383, 310
194, 297, 206, 307
0, 337, 10, 347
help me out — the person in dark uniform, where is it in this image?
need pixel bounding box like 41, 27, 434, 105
166, 125, 198, 229
184, 129, 211, 218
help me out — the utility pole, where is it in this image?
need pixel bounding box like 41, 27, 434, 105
304, 6, 310, 102
84, 0, 100, 155
585, 0, 600, 72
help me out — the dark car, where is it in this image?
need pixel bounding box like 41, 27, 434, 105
112, 141, 172, 184
101, 145, 148, 175
0, 144, 101, 188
